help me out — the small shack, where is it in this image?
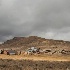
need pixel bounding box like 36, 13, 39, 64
27, 48, 33, 54
43, 49, 51, 53
4, 50, 18, 55
61, 49, 70, 55
27, 47, 40, 54
0, 49, 4, 54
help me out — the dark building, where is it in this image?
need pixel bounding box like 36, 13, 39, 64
4, 50, 18, 55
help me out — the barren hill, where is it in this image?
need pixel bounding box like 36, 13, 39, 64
0, 36, 70, 52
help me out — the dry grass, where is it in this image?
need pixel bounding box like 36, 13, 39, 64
0, 59, 69, 70
0, 54, 70, 61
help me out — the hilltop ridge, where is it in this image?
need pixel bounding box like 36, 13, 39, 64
0, 36, 70, 52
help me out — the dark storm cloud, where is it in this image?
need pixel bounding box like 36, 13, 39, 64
33, 0, 70, 29
0, 0, 70, 42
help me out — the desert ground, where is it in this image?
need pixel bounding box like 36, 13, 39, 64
0, 54, 70, 70
0, 59, 70, 70
0, 54, 70, 61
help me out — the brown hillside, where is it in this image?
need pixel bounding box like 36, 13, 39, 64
0, 36, 70, 51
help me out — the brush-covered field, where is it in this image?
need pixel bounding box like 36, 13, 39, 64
0, 54, 70, 70
0, 59, 70, 70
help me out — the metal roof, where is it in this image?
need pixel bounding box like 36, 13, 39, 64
7, 50, 17, 53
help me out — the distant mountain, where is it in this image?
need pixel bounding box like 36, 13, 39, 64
0, 36, 70, 51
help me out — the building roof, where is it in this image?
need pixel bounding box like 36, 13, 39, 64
6, 50, 17, 55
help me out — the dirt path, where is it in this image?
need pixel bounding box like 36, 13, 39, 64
0, 54, 70, 61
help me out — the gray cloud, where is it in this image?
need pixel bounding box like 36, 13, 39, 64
0, 0, 70, 42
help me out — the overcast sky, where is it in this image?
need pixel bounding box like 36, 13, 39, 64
0, 0, 70, 42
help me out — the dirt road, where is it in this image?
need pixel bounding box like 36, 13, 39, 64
0, 54, 70, 61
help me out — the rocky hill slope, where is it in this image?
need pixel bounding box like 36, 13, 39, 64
0, 36, 70, 52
